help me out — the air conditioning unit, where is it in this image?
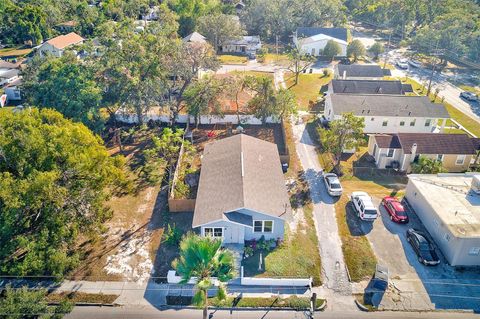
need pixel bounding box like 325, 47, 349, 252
471, 175, 480, 194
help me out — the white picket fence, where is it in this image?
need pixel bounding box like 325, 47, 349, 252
167, 268, 311, 288
115, 110, 280, 125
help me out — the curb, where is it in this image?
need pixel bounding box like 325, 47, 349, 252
161, 303, 327, 312
354, 299, 370, 312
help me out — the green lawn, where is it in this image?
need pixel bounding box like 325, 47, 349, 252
286, 73, 333, 111
167, 295, 325, 310
260, 53, 290, 66
242, 204, 322, 286
230, 70, 274, 80
0, 46, 32, 57
218, 54, 248, 64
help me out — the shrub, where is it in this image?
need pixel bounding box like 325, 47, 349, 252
163, 224, 182, 246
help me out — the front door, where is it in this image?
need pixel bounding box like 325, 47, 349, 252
224, 225, 244, 244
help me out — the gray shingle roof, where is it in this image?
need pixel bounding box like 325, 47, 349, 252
330, 94, 450, 118
372, 133, 477, 155
193, 134, 290, 227
337, 64, 388, 78
296, 27, 348, 42
182, 32, 206, 43
331, 80, 408, 95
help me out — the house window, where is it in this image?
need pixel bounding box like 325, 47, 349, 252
469, 247, 480, 256
373, 144, 378, 157
455, 155, 466, 165
410, 119, 416, 126
400, 121, 405, 126
387, 149, 394, 158
204, 227, 223, 238
436, 154, 444, 162
254, 220, 273, 233
371, 117, 375, 121
425, 119, 432, 127
382, 119, 388, 127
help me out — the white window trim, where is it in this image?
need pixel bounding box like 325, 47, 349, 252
387, 149, 394, 158
253, 220, 274, 233
203, 227, 223, 238
425, 119, 432, 127
382, 119, 388, 127
455, 154, 466, 165
436, 154, 444, 162
410, 119, 416, 126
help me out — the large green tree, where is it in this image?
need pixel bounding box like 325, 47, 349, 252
173, 234, 235, 319
0, 109, 126, 277
318, 112, 365, 173
22, 53, 103, 131
241, 0, 346, 41
286, 47, 316, 85
323, 40, 342, 61
368, 41, 384, 60
197, 13, 245, 52
347, 39, 366, 62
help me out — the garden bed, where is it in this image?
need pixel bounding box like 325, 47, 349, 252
166, 295, 325, 310
46, 291, 119, 304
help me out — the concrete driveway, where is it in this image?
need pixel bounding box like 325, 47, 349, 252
359, 197, 480, 312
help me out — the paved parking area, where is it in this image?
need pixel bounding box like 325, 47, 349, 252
355, 198, 480, 312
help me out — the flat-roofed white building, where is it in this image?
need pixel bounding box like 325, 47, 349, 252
405, 174, 480, 266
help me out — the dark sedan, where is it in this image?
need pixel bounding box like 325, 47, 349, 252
406, 229, 440, 266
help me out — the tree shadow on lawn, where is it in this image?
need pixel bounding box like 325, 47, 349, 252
242, 250, 272, 277
345, 201, 373, 236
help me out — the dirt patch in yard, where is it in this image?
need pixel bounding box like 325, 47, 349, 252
70, 126, 170, 282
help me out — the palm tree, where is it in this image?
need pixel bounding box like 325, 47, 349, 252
411, 156, 447, 174
173, 233, 236, 319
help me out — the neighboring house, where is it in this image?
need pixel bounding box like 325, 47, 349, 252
193, 134, 290, 244
182, 32, 207, 44
220, 36, 261, 55
0, 68, 19, 87
293, 27, 349, 57
37, 32, 85, 57
326, 79, 413, 95
334, 64, 391, 80
324, 94, 450, 133
367, 133, 479, 172
4, 78, 22, 103
405, 173, 480, 266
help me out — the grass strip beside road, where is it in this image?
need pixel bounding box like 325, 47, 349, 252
218, 54, 248, 64
167, 295, 325, 310
47, 291, 119, 304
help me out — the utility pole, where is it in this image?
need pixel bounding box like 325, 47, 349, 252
426, 40, 440, 97
383, 31, 392, 70
275, 35, 279, 64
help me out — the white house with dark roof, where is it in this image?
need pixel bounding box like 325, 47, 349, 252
219, 36, 261, 55
324, 94, 450, 134
334, 64, 391, 80
367, 133, 479, 172
193, 134, 290, 244
327, 79, 413, 95
293, 27, 348, 56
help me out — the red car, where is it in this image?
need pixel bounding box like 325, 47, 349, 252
382, 196, 409, 223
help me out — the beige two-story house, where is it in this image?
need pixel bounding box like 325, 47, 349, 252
368, 133, 480, 172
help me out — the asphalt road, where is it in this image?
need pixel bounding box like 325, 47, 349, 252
66, 306, 480, 319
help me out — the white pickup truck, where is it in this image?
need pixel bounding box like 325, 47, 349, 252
351, 191, 378, 221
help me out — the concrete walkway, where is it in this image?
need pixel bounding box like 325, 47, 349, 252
291, 121, 356, 311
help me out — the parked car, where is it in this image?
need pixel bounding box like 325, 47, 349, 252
460, 91, 478, 101
339, 58, 351, 65
381, 196, 409, 223
406, 229, 440, 266
408, 60, 422, 68
323, 173, 343, 196
396, 59, 409, 69
351, 191, 378, 221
